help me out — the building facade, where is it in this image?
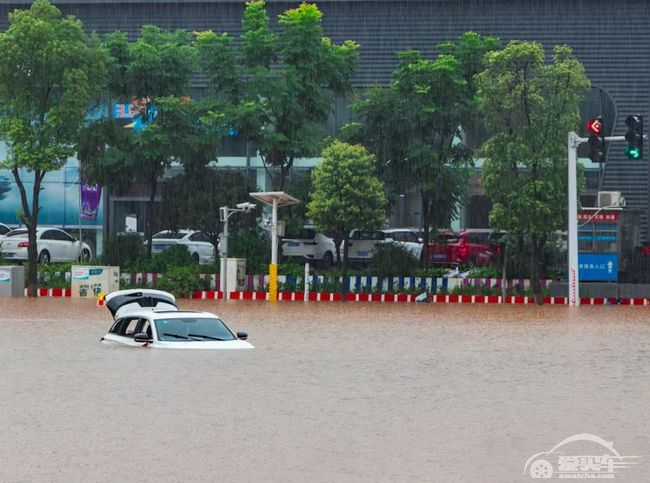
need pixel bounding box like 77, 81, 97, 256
0, 0, 648, 244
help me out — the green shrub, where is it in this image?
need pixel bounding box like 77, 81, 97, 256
155, 265, 210, 298
369, 243, 419, 277
102, 234, 146, 269
279, 261, 304, 276
467, 266, 502, 278
149, 245, 193, 272
35, 263, 71, 288
229, 229, 270, 274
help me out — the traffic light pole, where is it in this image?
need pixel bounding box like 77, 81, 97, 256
567, 132, 631, 307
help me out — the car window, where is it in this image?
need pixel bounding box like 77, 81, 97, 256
109, 319, 125, 334
356, 231, 384, 241
6, 229, 28, 237
189, 232, 209, 242
140, 319, 152, 338
390, 232, 416, 243
122, 318, 140, 337
300, 228, 316, 239
41, 230, 57, 240
433, 233, 459, 244
58, 231, 76, 242
0, 225, 9, 235
153, 231, 186, 240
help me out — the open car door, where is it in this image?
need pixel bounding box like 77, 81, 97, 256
104, 289, 178, 320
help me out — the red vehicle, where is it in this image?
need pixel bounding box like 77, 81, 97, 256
427, 230, 495, 266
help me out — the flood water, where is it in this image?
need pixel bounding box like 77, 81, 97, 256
0, 298, 648, 482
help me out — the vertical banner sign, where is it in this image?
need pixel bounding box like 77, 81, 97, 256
80, 182, 102, 221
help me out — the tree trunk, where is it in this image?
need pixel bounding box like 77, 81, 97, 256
146, 177, 158, 259
420, 192, 430, 267
342, 232, 349, 299
501, 241, 507, 302
12, 168, 43, 297
530, 234, 542, 305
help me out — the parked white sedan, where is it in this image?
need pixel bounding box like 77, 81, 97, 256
382, 228, 423, 260
101, 289, 254, 350
0, 227, 92, 264
150, 230, 216, 265
282, 225, 336, 268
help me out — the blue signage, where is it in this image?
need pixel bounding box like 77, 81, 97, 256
578, 253, 618, 281
578, 234, 617, 242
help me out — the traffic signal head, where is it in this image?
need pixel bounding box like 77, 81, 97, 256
586, 117, 602, 136
624, 115, 643, 160
586, 117, 605, 163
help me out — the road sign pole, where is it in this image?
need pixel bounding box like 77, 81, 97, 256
568, 132, 581, 307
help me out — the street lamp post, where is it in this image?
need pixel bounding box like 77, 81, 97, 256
249, 192, 300, 302
219, 202, 256, 300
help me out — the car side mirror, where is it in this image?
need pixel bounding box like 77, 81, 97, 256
418, 237, 423, 243
134, 332, 152, 343
237, 331, 248, 340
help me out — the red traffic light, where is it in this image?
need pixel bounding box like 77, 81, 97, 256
586, 118, 602, 135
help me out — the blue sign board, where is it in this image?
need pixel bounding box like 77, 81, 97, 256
578, 253, 618, 281
578, 234, 617, 242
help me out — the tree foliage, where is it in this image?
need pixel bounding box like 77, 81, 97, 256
0, 0, 105, 295
476, 41, 590, 302
307, 141, 386, 273
79, 26, 197, 256
160, 168, 258, 249
347, 32, 498, 263
196, 1, 359, 190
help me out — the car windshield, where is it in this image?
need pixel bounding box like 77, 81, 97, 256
153, 232, 187, 239
155, 317, 236, 341
6, 229, 28, 237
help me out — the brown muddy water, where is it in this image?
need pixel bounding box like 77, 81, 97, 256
0, 298, 648, 482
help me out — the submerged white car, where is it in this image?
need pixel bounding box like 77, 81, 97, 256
101, 289, 253, 350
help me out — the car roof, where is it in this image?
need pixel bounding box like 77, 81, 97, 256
123, 309, 221, 320
382, 228, 418, 233
155, 229, 194, 235
5, 227, 65, 236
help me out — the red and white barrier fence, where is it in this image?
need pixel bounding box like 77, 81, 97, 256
20, 288, 650, 306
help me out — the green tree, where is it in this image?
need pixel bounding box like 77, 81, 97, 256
79, 27, 196, 257
0, 0, 105, 296
160, 168, 258, 252
476, 41, 590, 303
347, 33, 498, 264
197, 1, 358, 190
307, 141, 386, 276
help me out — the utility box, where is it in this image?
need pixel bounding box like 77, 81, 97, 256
71, 266, 120, 298
226, 258, 247, 292
0, 266, 25, 297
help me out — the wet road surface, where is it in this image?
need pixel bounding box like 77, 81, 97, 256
0, 298, 648, 482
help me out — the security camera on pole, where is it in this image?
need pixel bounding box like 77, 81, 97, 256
219, 202, 256, 300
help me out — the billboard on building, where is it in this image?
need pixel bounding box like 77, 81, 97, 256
0, 165, 103, 228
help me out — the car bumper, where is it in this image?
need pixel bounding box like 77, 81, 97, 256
0, 247, 28, 261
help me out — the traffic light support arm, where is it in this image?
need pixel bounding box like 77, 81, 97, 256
570, 134, 646, 146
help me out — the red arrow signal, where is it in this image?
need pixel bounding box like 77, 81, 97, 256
586, 118, 602, 135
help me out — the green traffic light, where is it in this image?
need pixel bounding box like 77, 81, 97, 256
625, 145, 641, 159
